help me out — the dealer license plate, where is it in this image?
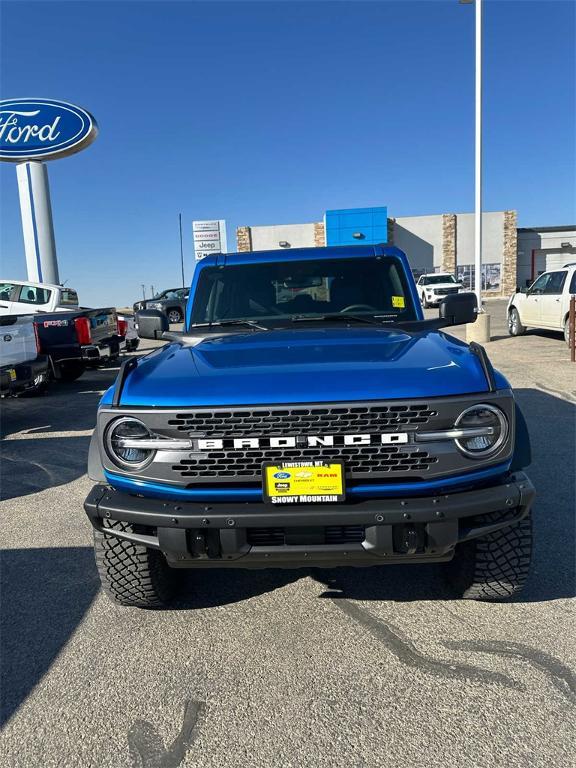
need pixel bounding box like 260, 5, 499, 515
262, 461, 345, 504
8, 369, 17, 381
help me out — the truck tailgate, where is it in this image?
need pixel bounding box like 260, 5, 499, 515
0, 315, 38, 367
85, 308, 119, 345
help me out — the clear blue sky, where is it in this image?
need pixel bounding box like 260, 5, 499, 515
1, 0, 574, 307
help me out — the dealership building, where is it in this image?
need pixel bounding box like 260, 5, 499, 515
236, 207, 576, 297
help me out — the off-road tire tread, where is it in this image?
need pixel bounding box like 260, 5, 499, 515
446, 510, 532, 601
94, 520, 175, 607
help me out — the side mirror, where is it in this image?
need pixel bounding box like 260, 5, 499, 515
439, 292, 477, 326
136, 309, 169, 340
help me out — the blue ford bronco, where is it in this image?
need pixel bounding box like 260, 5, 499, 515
84, 245, 534, 608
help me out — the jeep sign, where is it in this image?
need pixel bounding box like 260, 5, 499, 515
193, 220, 227, 261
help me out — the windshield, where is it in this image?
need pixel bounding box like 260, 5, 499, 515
191, 256, 417, 326
422, 274, 457, 285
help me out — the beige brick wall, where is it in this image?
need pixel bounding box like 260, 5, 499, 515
501, 210, 518, 296
314, 221, 325, 247
387, 217, 395, 245
442, 214, 457, 274
236, 226, 252, 252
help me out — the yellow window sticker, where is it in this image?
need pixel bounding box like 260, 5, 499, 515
392, 296, 405, 308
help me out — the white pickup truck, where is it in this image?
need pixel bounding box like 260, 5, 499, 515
0, 278, 139, 354
0, 315, 49, 396
0, 279, 80, 316
508, 263, 576, 344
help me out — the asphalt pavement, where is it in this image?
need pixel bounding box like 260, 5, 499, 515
1, 300, 575, 768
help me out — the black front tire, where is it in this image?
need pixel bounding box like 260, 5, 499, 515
94, 520, 176, 608
445, 510, 533, 601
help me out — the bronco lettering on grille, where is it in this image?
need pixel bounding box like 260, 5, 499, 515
194, 433, 410, 451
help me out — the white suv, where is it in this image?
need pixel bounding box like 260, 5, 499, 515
508, 263, 576, 345
416, 273, 463, 308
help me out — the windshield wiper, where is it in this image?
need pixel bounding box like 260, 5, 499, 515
191, 319, 269, 330
291, 313, 382, 326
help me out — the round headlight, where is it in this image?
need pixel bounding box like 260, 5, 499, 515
454, 404, 508, 458
105, 417, 154, 470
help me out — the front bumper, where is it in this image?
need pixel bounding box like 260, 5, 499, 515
84, 472, 535, 569
0, 356, 49, 396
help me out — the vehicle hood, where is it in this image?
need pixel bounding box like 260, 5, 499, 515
114, 327, 493, 407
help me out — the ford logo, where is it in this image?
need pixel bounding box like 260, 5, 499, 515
273, 472, 291, 479
0, 99, 98, 162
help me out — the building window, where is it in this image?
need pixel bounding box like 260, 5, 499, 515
457, 264, 501, 292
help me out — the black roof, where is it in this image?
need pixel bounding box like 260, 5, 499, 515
517, 225, 576, 233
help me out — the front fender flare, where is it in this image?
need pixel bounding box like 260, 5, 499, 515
88, 429, 106, 482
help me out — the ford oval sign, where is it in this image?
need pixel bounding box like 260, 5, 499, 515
0, 98, 98, 162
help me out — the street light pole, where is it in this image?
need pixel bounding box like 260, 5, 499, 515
461, 0, 490, 342
474, 0, 483, 309
179, 213, 185, 288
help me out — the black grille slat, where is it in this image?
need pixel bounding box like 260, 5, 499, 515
246, 526, 366, 547
167, 404, 436, 436
173, 446, 436, 478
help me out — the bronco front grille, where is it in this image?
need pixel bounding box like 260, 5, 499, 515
100, 393, 516, 486
168, 403, 439, 480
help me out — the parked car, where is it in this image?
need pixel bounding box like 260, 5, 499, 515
0, 315, 49, 396
85, 244, 534, 609
508, 263, 576, 345
133, 288, 189, 324
0, 279, 80, 315
416, 273, 464, 308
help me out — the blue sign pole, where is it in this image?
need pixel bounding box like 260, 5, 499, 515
15, 161, 59, 284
